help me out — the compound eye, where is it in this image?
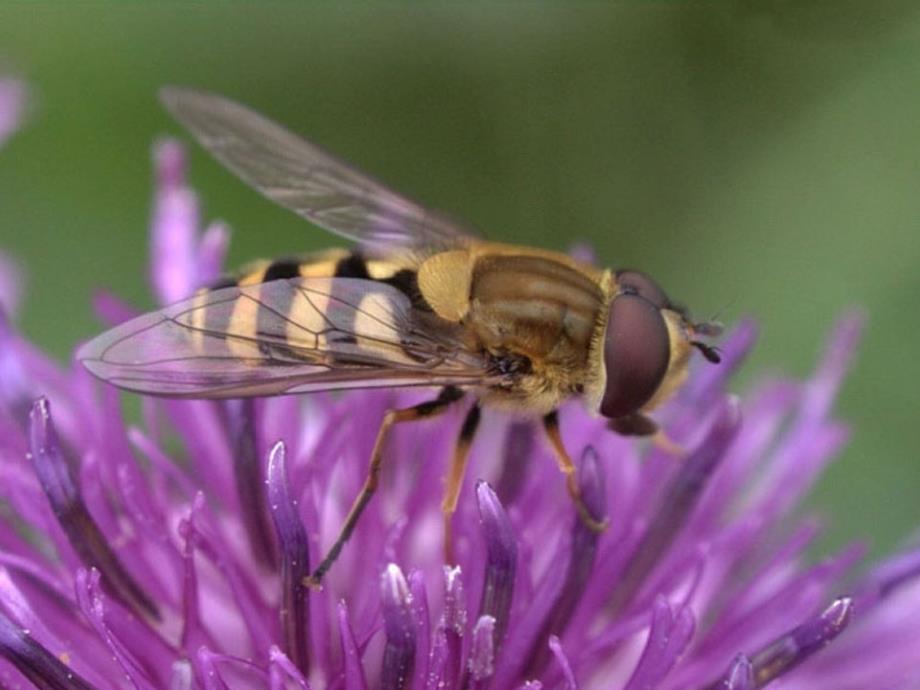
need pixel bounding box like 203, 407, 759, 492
600, 294, 670, 419
615, 270, 670, 309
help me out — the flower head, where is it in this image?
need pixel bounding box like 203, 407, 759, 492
0, 133, 919, 690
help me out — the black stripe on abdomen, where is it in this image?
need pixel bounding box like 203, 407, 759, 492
334, 252, 371, 279
380, 268, 431, 313
262, 258, 302, 283
255, 259, 304, 362
327, 252, 372, 345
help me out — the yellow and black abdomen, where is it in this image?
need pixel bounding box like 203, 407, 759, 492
228, 248, 371, 286
189, 248, 426, 358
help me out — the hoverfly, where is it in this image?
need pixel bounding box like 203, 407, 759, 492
79, 88, 722, 586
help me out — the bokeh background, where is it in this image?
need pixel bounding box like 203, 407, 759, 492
0, 3, 918, 557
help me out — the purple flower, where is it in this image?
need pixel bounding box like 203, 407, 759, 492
0, 136, 919, 690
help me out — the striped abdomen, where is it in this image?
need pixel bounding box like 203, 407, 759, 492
189, 248, 430, 362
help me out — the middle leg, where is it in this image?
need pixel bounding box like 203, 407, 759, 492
441, 402, 482, 565
305, 386, 463, 588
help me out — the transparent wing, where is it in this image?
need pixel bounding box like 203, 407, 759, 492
160, 86, 477, 250
78, 277, 495, 398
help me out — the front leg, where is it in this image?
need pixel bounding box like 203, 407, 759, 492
542, 411, 609, 533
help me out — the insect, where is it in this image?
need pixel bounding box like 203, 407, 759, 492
79, 88, 722, 587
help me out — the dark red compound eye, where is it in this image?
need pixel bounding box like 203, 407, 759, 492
615, 270, 670, 309
600, 294, 671, 419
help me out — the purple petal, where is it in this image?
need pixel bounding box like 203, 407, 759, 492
467, 615, 496, 688
179, 493, 275, 657
623, 597, 695, 690
196, 221, 230, 286
725, 655, 754, 690
0, 564, 116, 685
802, 313, 864, 425
195, 647, 231, 690
150, 139, 199, 306
269, 646, 313, 690
235, 400, 278, 569
475, 481, 518, 650
409, 570, 431, 689
163, 400, 236, 506
179, 500, 208, 655
505, 446, 607, 683
337, 602, 368, 690
558, 445, 606, 613
854, 546, 920, 610
429, 566, 465, 690
380, 563, 416, 690
609, 399, 740, 614
91, 290, 139, 327
29, 398, 159, 620
267, 440, 310, 675
73, 568, 161, 690
548, 636, 578, 690
0, 606, 96, 690
704, 598, 853, 688
170, 661, 194, 690
748, 598, 852, 683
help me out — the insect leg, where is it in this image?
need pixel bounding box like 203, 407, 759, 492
304, 386, 464, 589
608, 414, 686, 457
441, 402, 482, 565
542, 411, 609, 533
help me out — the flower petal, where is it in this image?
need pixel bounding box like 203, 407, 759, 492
623, 597, 695, 690
150, 139, 200, 306
548, 636, 577, 690
29, 398, 159, 620
380, 563, 416, 690
267, 440, 310, 675
475, 481, 518, 650
467, 615, 496, 687
236, 401, 278, 569
705, 598, 853, 688
0, 607, 96, 690
609, 399, 740, 614
337, 601, 368, 690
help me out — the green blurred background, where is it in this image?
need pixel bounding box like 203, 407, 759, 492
0, 3, 918, 557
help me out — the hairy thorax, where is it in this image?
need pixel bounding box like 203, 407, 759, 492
416, 244, 607, 414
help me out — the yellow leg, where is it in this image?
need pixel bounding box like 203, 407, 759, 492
440, 403, 482, 565
543, 411, 608, 533
304, 387, 462, 589
651, 430, 687, 458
